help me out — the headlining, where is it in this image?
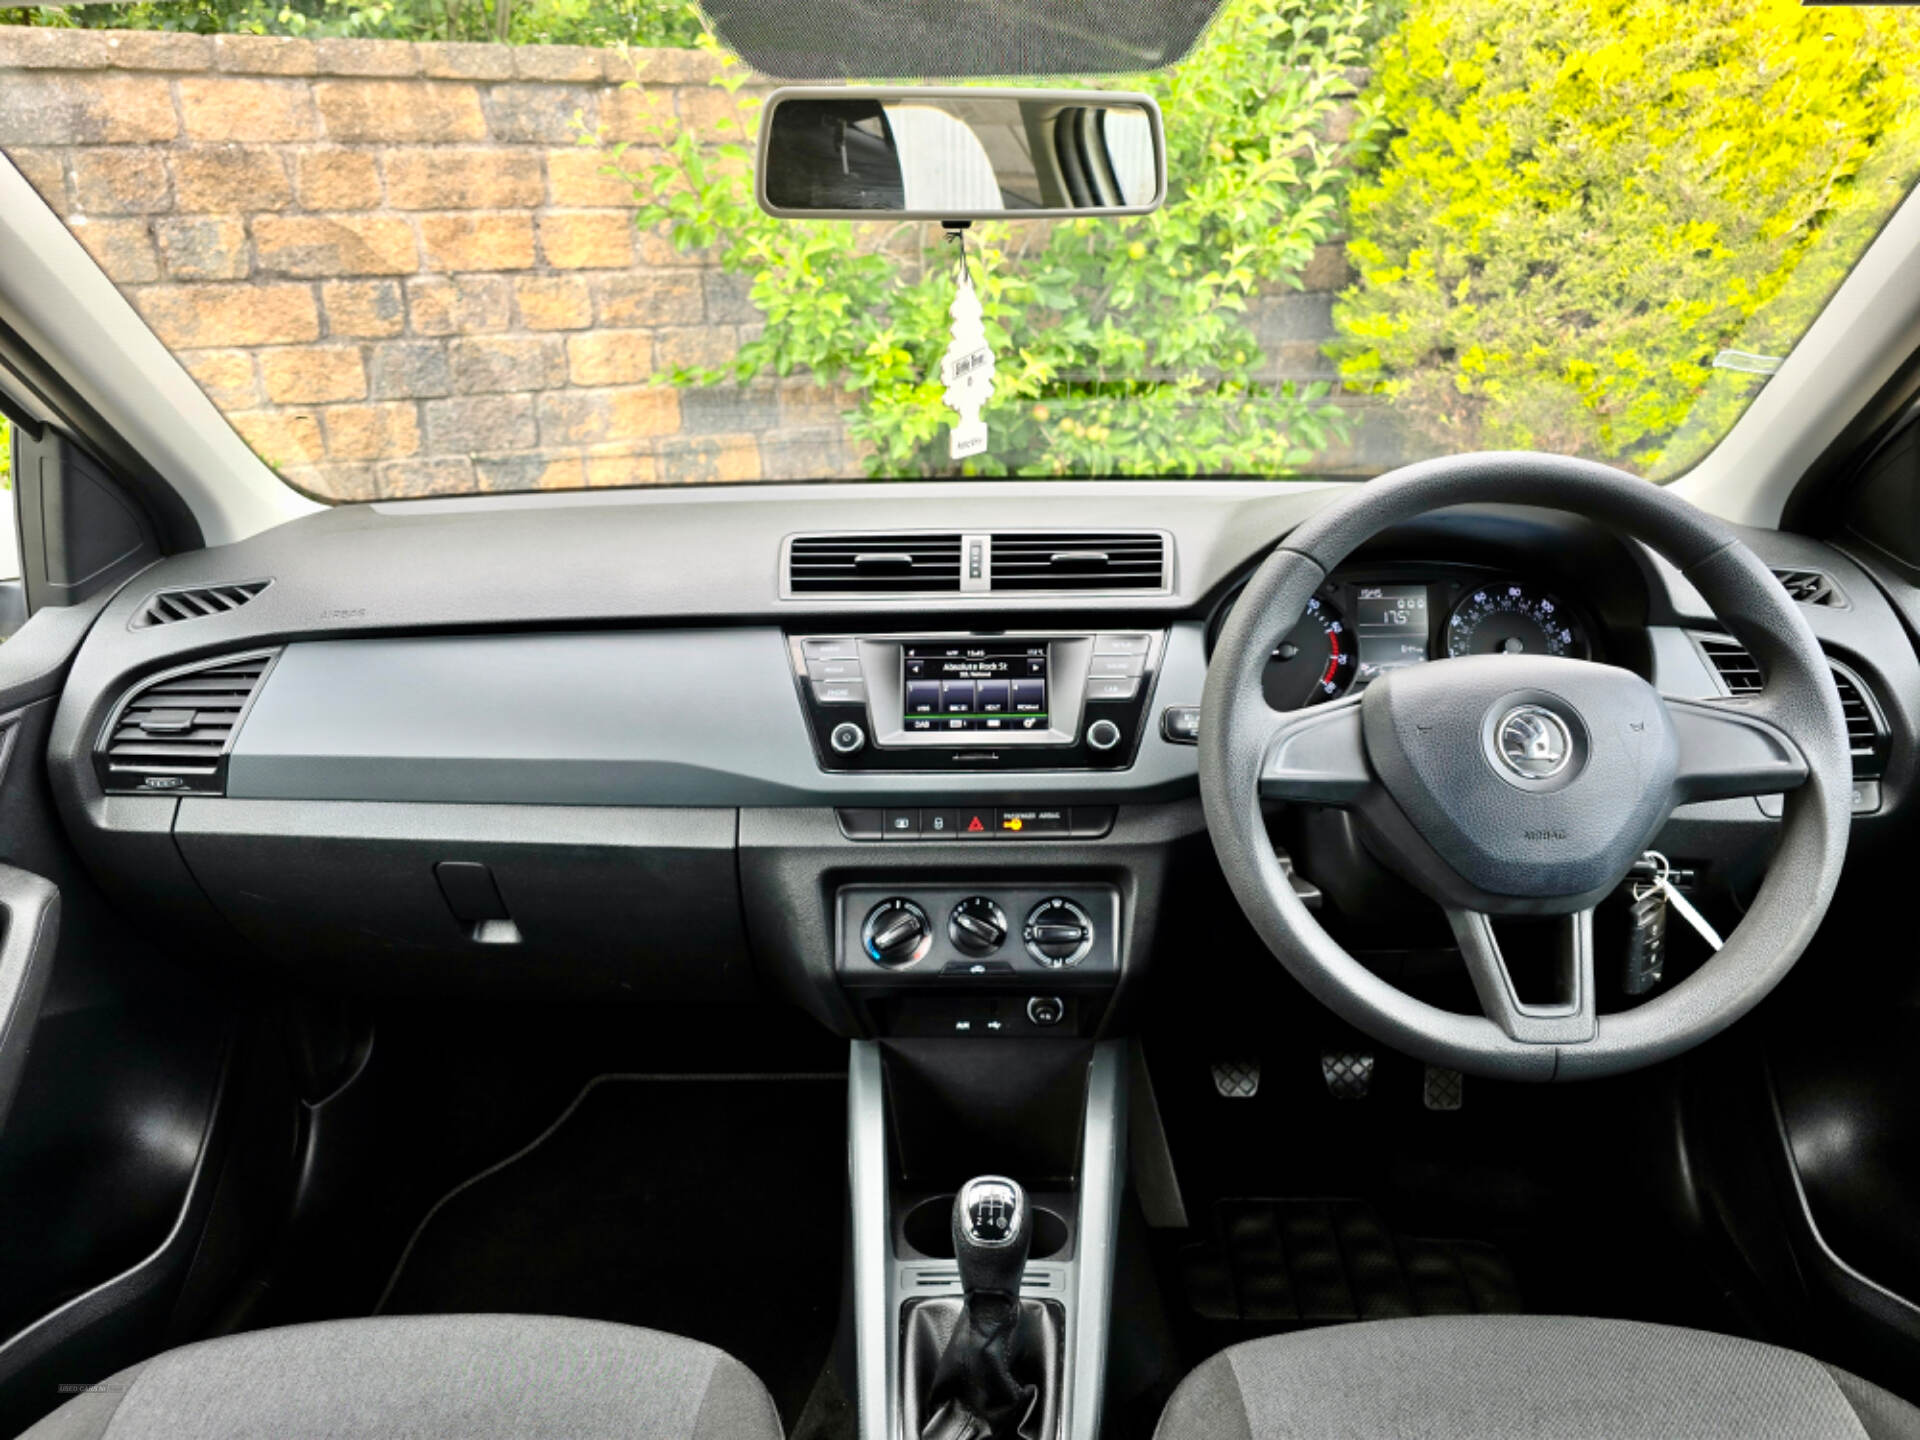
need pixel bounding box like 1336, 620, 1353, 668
700, 0, 1227, 78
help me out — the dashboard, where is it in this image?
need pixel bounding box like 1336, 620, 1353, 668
28, 482, 1920, 1035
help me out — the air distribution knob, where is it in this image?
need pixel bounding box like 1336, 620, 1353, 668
949, 897, 1009, 957
862, 898, 931, 967
1023, 898, 1093, 967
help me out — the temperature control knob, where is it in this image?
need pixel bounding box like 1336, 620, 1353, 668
948, 897, 1009, 957
862, 898, 931, 967
1023, 898, 1094, 968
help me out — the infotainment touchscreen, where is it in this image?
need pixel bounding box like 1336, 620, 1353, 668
903, 642, 1049, 732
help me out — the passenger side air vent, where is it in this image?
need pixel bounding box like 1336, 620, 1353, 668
132, 580, 271, 628
987, 531, 1168, 592
1770, 568, 1843, 607
786, 534, 963, 595
97, 650, 278, 795
1695, 635, 1887, 778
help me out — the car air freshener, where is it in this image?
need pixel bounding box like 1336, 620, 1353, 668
940, 229, 996, 461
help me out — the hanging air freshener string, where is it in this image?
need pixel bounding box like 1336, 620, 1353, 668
938, 225, 996, 462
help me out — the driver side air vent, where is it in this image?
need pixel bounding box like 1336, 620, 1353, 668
132, 580, 271, 628
988, 531, 1168, 592
97, 649, 278, 795
1770, 568, 1844, 608
1695, 635, 1887, 778
786, 534, 963, 594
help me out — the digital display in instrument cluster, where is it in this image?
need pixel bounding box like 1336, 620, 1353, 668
903, 642, 1049, 732
1351, 584, 1431, 685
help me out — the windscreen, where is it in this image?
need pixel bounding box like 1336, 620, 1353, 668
2, 0, 1918, 499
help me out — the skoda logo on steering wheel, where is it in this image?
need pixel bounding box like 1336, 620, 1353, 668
1495, 704, 1574, 779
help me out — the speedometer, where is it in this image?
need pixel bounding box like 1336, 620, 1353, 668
1263, 594, 1355, 709
1445, 583, 1587, 660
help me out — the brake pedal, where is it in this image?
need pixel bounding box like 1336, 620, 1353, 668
1320, 1051, 1374, 1100
1211, 1060, 1260, 1098
1423, 1065, 1464, 1111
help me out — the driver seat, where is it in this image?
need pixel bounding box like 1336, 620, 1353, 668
1154, 1316, 1920, 1439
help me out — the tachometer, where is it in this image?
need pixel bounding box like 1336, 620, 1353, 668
1263, 594, 1355, 709
1445, 583, 1586, 659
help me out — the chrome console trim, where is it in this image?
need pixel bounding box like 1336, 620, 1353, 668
1067, 1040, 1128, 1440
850, 1040, 892, 1440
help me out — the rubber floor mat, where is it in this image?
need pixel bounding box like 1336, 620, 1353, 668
377, 1073, 845, 1427
1179, 1199, 1522, 1325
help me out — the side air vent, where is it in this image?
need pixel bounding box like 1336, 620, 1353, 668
988, 531, 1168, 592
1695, 634, 1886, 778
132, 580, 271, 629
97, 650, 278, 795
787, 534, 963, 595
1770, 568, 1843, 608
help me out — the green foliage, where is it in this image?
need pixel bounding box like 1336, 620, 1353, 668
1, 0, 700, 47
1332, 0, 1920, 476
612, 0, 1373, 477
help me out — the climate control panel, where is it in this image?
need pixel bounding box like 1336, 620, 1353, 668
835, 883, 1119, 987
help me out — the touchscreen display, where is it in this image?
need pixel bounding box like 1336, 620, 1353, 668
903, 642, 1048, 732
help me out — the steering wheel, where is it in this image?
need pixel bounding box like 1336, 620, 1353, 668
1198, 454, 1853, 1080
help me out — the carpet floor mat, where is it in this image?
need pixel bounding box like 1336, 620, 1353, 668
1178, 1198, 1523, 1329
376, 1072, 846, 1427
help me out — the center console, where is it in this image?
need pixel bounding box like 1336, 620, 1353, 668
849, 1040, 1126, 1440
788, 631, 1168, 772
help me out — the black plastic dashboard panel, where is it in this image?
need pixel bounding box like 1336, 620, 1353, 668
172, 799, 749, 996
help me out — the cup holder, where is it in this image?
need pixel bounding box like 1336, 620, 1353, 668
903, 1194, 1069, 1261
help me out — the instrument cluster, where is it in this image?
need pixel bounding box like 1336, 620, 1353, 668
1220, 572, 1599, 711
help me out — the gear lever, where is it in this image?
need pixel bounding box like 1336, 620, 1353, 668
954, 1176, 1030, 1295
921, 1177, 1037, 1440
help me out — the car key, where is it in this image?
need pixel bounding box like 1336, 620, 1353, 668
1639, 852, 1724, 953
1623, 880, 1668, 994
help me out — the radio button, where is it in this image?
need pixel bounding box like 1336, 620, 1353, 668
807, 657, 864, 682
1087, 678, 1139, 702
803, 637, 860, 661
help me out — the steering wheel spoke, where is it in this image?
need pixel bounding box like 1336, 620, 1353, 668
1446, 907, 1597, 1045
1665, 695, 1809, 803
1257, 695, 1371, 804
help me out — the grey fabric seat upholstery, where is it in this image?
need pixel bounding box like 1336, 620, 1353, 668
1155, 1315, 1920, 1440
17, 1314, 782, 1440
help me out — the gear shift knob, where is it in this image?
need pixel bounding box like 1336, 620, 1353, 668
952, 1176, 1030, 1297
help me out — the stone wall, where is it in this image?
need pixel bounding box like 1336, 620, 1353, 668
0, 26, 1379, 494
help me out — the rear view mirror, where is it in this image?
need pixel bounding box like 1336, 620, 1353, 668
757, 87, 1165, 221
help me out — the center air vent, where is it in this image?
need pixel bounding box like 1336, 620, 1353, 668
1695, 634, 1886, 779
1770, 568, 1843, 608
988, 531, 1168, 592
787, 534, 963, 595
97, 650, 278, 795
132, 580, 271, 629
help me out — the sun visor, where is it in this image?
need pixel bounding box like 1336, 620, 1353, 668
701, 0, 1227, 79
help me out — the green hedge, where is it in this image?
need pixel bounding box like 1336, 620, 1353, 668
1333, 0, 1920, 477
